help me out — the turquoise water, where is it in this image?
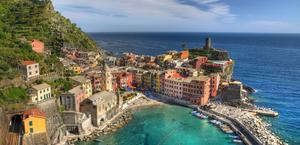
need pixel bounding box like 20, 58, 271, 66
90, 33, 300, 144
76, 105, 238, 145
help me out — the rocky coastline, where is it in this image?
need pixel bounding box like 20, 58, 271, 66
67, 110, 133, 144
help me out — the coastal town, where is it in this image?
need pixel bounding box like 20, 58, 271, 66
0, 37, 285, 145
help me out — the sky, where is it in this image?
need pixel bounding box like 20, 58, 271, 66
52, 0, 300, 33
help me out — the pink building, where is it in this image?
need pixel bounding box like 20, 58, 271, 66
30, 39, 44, 54
163, 71, 211, 106
191, 56, 208, 69
112, 71, 134, 90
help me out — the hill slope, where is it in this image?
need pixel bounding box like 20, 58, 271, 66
0, 0, 101, 52
0, 0, 104, 80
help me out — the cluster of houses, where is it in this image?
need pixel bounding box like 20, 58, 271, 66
14, 37, 248, 143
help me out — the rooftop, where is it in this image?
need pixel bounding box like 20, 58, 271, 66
21, 60, 37, 65
87, 91, 116, 105
23, 108, 46, 119
70, 76, 90, 84
32, 83, 51, 90
68, 85, 83, 96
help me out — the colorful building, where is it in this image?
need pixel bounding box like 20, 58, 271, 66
30, 39, 44, 54
163, 72, 211, 106
209, 73, 220, 97
60, 86, 87, 112
191, 56, 208, 70
19, 61, 40, 81
179, 50, 189, 59
112, 71, 133, 90
22, 108, 46, 135
29, 83, 51, 103
70, 76, 93, 97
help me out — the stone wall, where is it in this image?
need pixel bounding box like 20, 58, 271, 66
37, 98, 65, 144
0, 108, 9, 145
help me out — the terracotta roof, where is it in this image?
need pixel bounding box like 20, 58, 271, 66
22, 60, 37, 65
23, 108, 46, 119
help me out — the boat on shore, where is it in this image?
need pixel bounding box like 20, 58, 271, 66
93, 139, 102, 142
191, 111, 208, 119
233, 139, 243, 143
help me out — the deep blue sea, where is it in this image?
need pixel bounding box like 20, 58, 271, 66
89, 32, 300, 145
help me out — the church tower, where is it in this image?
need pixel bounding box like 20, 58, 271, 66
204, 37, 212, 50
103, 63, 113, 91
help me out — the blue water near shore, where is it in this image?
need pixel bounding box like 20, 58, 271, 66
89, 32, 300, 145
76, 105, 237, 145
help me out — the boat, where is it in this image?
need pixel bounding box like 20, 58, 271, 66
225, 130, 234, 134
93, 139, 102, 142
233, 139, 243, 143
229, 135, 239, 139
198, 114, 208, 119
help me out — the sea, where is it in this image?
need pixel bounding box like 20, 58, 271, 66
79, 32, 300, 145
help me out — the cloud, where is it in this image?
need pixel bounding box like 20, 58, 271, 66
52, 0, 235, 32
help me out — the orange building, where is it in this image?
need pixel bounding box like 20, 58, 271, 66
22, 108, 46, 135
179, 50, 189, 59
30, 39, 44, 54
209, 73, 220, 97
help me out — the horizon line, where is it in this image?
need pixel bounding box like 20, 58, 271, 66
86, 31, 300, 35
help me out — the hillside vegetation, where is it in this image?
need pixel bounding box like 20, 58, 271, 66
0, 0, 103, 80
0, 0, 104, 104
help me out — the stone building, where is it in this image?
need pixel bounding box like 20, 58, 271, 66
19, 61, 40, 81
29, 83, 51, 103
221, 81, 247, 103
80, 91, 118, 126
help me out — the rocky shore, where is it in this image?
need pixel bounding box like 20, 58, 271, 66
67, 111, 133, 144
212, 104, 285, 145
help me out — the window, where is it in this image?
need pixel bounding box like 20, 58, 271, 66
29, 121, 33, 126
35, 65, 38, 68
30, 128, 34, 133
29, 72, 32, 75
28, 66, 31, 69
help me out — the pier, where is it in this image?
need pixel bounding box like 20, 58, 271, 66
195, 107, 262, 145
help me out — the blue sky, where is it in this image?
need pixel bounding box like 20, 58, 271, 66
52, 0, 300, 33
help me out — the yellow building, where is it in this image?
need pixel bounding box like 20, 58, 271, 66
154, 71, 163, 93
23, 108, 46, 135
71, 66, 82, 74
70, 76, 93, 97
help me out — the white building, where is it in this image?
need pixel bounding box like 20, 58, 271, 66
20, 61, 40, 81
29, 83, 51, 103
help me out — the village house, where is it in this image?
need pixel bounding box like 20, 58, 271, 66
22, 108, 47, 135
80, 91, 118, 126
179, 50, 189, 59
112, 70, 133, 91
30, 39, 44, 54
209, 73, 221, 97
60, 86, 86, 112
29, 83, 51, 103
19, 61, 40, 81
191, 56, 208, 70
70, 76, 93, 97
